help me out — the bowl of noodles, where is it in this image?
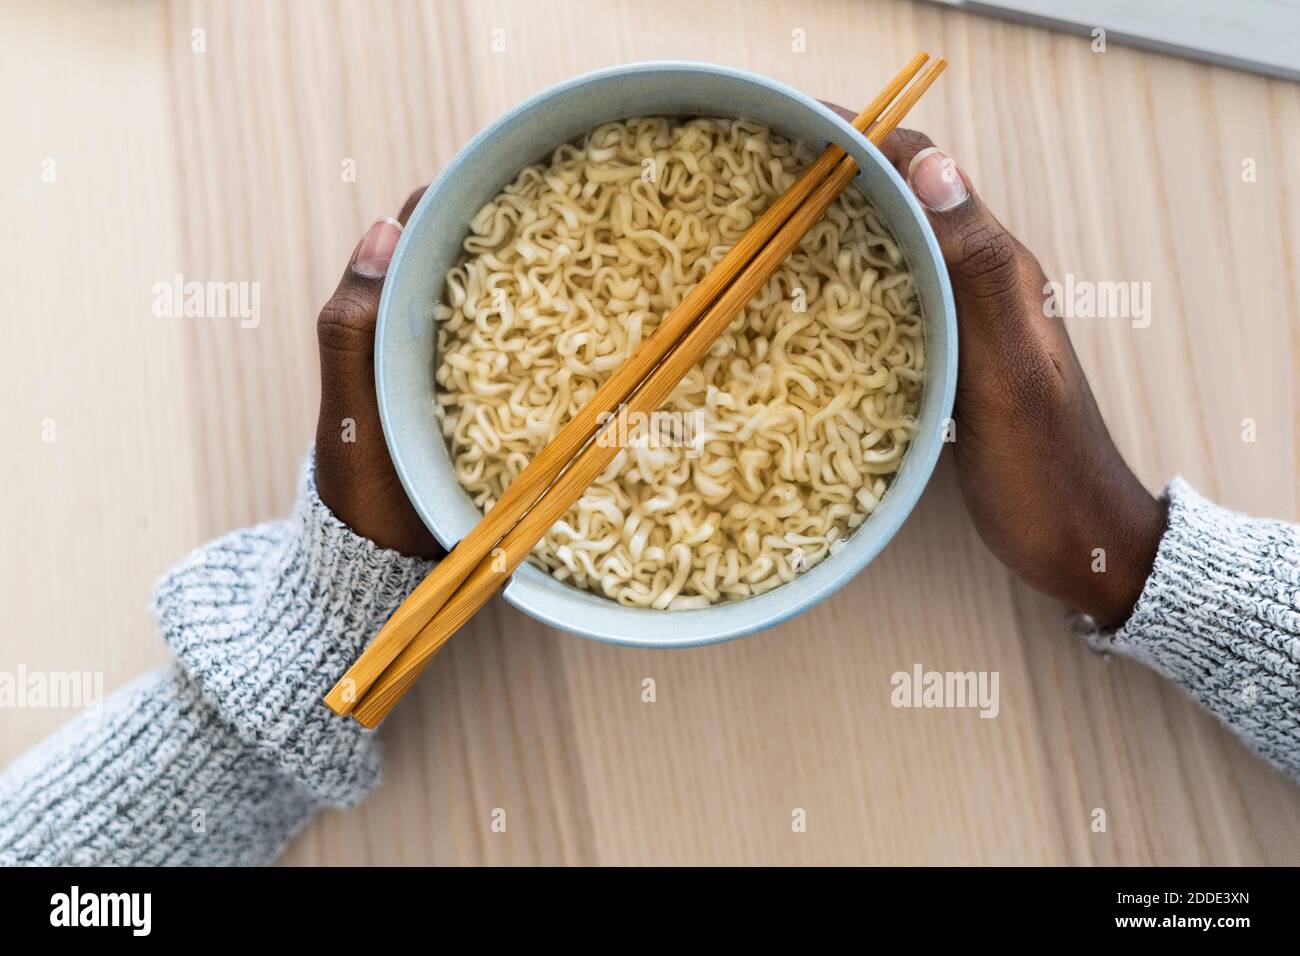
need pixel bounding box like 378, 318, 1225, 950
376, 61, 956, 647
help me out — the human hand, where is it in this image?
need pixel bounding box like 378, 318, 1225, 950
825, 109, 1165, 627
314, 187, 444, 559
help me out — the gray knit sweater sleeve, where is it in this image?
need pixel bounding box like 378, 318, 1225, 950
1109, 478, 1300, 780
0, 452, 433, 865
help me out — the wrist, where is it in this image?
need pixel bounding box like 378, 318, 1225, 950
1064, 486, 1168, 629
314, 418, 441, 559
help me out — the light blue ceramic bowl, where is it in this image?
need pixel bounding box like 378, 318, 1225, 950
376, 61, 956, 648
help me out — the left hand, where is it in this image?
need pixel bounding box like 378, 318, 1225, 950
314, 187, 444, 559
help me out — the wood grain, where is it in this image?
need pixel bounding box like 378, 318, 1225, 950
2, 0, 1297, 865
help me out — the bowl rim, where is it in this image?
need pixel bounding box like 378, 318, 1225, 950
376, 59, 957, 648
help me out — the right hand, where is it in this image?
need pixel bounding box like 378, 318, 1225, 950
872, 127, 1167, 628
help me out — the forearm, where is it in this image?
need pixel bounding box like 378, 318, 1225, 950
0, 450, 434, 865
1103, 479, 1300, 781
0, 667, 317, 865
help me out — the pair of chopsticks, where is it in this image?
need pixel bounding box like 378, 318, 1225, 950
326, 52, 947, 727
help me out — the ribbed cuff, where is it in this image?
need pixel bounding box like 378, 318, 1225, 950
1112, 478, 1300, 778
152, 450, 435, 804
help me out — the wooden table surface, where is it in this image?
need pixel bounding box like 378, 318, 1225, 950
3, 0, 1298, 865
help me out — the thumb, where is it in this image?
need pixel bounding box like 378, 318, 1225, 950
317, 216, 403, 377
315, 216, 403, 527
314, 190, 441, 559
879, 129, 1026, 304
317, 187, 425, 380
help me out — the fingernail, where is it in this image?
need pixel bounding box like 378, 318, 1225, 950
352, 217, 402, 278
907, 147, 969, 213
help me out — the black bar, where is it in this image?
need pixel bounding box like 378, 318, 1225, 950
0, 866, 1279, 940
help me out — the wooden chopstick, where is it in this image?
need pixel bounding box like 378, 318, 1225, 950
323, 52, 933, 716
351, 58, 950, 727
